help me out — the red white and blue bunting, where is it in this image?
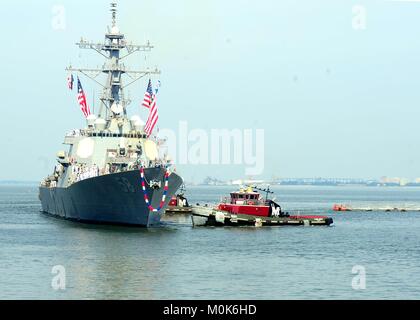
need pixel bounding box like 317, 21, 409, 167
140, 167, 170, 212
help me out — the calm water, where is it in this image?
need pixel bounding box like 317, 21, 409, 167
0, 185, 419, 300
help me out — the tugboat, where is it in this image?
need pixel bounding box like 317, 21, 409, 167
192, 186, 333, 227
38, 3, 183, 227
165, 185, 193, 214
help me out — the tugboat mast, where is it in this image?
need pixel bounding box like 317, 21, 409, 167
66, 2, 160, 122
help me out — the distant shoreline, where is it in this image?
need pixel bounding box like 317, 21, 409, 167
187, 184, 420, 188
0, 181, 38, 186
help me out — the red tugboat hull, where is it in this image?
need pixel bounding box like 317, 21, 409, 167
218, 204, 270, 217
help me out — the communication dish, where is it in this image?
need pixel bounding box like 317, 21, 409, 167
86, 114, 97, 127
111, 26, 120, 34
94, 118, 106, 131
111, 103, 123, 115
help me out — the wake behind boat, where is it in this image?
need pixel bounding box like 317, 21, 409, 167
39, 3, 183, 227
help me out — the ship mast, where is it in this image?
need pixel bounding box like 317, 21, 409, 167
66, 2, 160, 122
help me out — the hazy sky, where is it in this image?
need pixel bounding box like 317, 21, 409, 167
1, 0, 420, 183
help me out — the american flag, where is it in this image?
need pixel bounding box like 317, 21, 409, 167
67, 73, 74, 90
144, 94, 158, 137
144, 81, 161, 136
77, 78, 91, 117
142, 79, 153, 108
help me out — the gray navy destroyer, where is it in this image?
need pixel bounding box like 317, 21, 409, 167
39, 3, 183, 227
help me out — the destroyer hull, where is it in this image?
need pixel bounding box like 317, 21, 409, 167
39, 168, 183, 227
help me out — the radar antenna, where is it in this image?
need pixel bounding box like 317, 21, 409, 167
247, 185, 274, 202
111, 2, 117, 27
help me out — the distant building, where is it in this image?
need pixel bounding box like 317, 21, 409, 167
201, 176, 227, 186
379, 176, 401, 186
